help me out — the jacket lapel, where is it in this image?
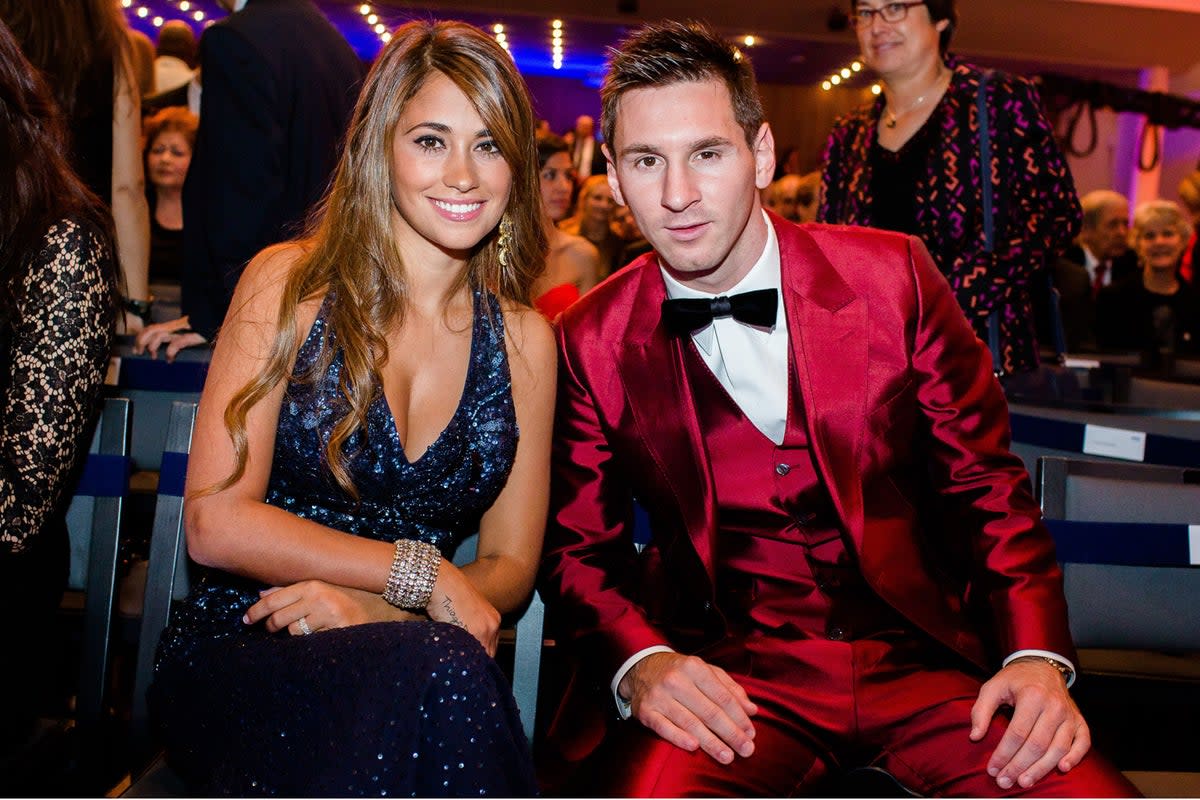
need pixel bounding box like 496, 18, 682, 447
616, 264, 719, 584
777, 218, 868, 553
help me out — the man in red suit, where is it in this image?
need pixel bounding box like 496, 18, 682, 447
539, 20, 1137, 797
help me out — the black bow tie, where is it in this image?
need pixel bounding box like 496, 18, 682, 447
660, 288, 778, 336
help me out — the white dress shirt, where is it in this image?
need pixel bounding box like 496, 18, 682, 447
1082, 245, 1111, 289
660, 212, 788, 444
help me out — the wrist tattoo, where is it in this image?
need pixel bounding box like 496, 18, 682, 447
441, 596, 466, 629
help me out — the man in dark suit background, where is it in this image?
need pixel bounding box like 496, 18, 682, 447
135, 0, 362, 359
1053, 189, 1136, 351
569, 114, 608, 183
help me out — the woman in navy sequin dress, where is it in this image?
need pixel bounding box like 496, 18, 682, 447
149, 21, 554, 797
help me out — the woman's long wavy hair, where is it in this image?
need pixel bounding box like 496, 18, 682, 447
0, 16, 115, 320
218, 20, 547, 499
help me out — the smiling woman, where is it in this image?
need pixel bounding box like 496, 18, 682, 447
147, 19, 554, 797
819, 0, 1081, 378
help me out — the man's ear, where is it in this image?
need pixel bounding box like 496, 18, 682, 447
603, 143, 626, 206
753, 123, 776, 192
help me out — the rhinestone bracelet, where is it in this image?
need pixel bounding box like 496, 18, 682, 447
382, 538, 442, 610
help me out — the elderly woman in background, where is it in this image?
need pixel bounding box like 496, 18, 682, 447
1096, 200, 1199, 359
0, 18, 117, 755
560, 174, 625, 277
819, 0, 1079, 377
533, 133, 601, 320
142, 106, 198, 318
0, 0, 151, 332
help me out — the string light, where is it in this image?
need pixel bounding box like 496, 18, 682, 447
551, 19, 564, 70
121, 1, 214, 37
492, 22, 509, 54
820, 56, 873, 91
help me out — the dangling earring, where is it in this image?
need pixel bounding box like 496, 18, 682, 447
497, 215, 514, 268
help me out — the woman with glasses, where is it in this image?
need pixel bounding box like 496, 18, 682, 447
819, 0, 1080, 378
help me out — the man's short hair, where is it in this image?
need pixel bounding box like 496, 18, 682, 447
600, 20, 764, 152
1079, 189, 1128, 230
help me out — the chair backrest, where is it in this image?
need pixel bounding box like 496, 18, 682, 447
1009, 401, 1200, 480
1037, 456, 1200, 651
110, 339, 208, 472
65, 396, 131, 731
130, 401, 197, 756
1127, 376, 1200, 410
451, 533, 544, 744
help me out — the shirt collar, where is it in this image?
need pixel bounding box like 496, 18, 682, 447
659, 211, 781, 354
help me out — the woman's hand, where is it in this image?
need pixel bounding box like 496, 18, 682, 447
133, 315, 207, 361
427, 561, 501, 657
244, 580, 423, 636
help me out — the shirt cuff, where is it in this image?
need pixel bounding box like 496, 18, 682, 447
611, 645, 676, 720
1003, 649, 1077, 689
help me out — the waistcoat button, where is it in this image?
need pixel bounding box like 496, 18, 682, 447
775, 463, 790, 476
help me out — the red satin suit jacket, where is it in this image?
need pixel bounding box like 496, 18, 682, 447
540, 214, 1074, 746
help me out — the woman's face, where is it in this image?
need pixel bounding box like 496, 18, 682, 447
582, 181, 615, 225
147, 130, 192, 191
1135, 219, 1186, 274
855, 1, 948, 79
539, 152, 575, 223
388, 71, 513, 262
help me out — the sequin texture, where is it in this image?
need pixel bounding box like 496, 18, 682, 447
149, 290, 535, 796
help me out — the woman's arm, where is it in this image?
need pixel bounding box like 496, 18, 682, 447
564, 237, 602, 294
0, 221, 115, 554
183, 246, 395, 591
111, 55, 151, 320
453, 306, 556, 615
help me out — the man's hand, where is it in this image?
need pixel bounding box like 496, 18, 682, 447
620, 652, 758, 765
969, 659, 1091, 790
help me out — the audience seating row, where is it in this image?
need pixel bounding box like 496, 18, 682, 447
46, 346, 1200, 797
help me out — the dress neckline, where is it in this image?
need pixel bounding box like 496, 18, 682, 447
384, 288, 484, 466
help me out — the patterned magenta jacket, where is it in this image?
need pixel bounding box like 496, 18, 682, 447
818, 57, 1081, 376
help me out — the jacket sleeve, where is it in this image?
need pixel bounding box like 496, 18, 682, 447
907, 235, 1076, 660
817, 112, 865, 225
947, 74, 1081, 313
539, 321, 672, 679
182, 25, 285, 341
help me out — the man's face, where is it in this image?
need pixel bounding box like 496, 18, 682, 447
1082, 201, 1130, 261
605, 79, 774, 293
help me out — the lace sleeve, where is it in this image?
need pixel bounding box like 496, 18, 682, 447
0, 219, 116, 554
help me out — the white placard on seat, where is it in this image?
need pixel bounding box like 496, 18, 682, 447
1082, 424, 1147, 462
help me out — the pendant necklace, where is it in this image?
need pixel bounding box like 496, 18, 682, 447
883, 70, 950, 129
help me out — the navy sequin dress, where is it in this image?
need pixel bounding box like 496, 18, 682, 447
150, 290, 538, 797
